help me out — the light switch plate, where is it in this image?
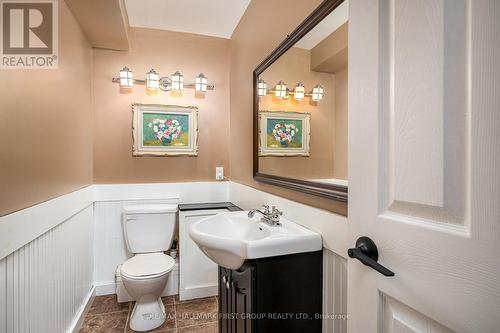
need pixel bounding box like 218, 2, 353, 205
216, 167, 224, 180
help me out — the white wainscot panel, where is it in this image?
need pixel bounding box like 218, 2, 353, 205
322, 249, 347, 333
0, 206, 94, 333
93, 182, 229, 203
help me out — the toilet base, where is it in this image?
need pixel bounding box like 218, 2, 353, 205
129, 297, 166, 332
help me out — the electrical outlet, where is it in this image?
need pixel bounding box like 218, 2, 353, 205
216, 167, 224, 180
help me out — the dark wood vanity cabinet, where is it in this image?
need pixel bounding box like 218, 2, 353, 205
218, 251, 322, 333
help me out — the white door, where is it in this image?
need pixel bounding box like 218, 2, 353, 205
348, 0, 500, 332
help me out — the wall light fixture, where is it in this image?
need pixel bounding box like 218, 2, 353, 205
171, 71, 184, 91
119, 66, 134, 88
195, 73, 208, 93
146, 69, 159, 91
311, 84, 324, 102
294, 82, 305, 100
112, 67, 215, 94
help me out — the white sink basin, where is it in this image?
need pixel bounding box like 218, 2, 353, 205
188, 211, 322, 270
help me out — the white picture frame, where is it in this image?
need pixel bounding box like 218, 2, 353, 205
259, 110, 311, 156
132, 103, 199, 156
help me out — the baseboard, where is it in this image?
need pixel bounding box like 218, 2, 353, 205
179, 285, 218, 301
95, 282, 116, 296
68, 285, 96, 333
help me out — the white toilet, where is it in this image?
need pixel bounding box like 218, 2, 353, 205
121, 204, 178, 332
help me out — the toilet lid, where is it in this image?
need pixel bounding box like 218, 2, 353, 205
121, 253, 175, 278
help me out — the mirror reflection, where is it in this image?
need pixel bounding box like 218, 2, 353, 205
257, 1, 348, 187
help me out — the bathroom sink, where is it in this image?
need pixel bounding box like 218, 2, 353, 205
188, 211, 322, 270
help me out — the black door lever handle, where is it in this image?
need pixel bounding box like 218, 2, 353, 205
348, 237, 395, 277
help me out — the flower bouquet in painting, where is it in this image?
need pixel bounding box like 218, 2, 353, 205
149, 118, 182, 145
132, 104, 198, 156
259, 111, 310, 156
272, 123, 299, 146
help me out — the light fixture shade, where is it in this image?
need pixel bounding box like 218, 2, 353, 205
195, 73, 208, 92
258, 79, 267, 96
146, 69, 159, 90
119, 66, 133, 88
171, 71, 184, 91
294, 82, 305, 100
312, 84, 324, 101
275, 81, 287, 99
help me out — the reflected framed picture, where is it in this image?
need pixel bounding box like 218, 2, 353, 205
132, 103, 198, 156
259, 111, 310, 156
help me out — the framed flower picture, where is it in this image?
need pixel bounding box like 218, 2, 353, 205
259, 111, 310, 156
132, 103, 198, 156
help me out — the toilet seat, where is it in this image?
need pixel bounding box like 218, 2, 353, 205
121, 253, 175, 280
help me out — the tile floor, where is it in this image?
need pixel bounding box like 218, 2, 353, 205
79, 294, 218, 333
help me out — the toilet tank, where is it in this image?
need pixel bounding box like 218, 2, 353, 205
122, 204, 178, 254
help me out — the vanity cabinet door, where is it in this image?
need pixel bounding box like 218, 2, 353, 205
219, 265, 254, 333
179, 208, 228, 301
232, 264, 253, 333
219, 266, 232, 333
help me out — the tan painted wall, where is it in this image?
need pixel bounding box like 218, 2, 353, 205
334, 67, 348, 180
0, 0, 346, 216
230, 0, 347, 215
258, 47, 336, 180
92, 28, 230, 183
0, 1, 93, 216
65, 0, 129, 51
311, 22, 348, 73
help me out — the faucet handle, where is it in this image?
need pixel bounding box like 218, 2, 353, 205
262, 204, 271, 214
271, 206, 282, 215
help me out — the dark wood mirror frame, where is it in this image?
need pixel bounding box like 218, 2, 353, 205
253, 0, 348, 203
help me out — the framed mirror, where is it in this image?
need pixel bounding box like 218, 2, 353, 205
253, 0, 348, 203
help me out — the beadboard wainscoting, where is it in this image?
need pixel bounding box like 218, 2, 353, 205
0, 187, 94, 260
0, 181, 349, 333
323, 248, 348, 333
92, 182, 230, 295
0, 205, 94, 333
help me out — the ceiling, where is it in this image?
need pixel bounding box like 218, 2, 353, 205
295, 0, 349, 50
124, 0, 251, 39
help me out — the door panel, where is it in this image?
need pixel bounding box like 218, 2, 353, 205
348, 0, 500, 332
381, 294, 455, 333
380, 0, 468, 225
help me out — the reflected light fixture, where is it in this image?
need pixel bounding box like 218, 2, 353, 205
171, 71, 184, 91
258, 79, 323, 102
294, 82, 305, 100
312, 84, 324, 102
258, 79, 267, 96
146, 69, 159, 91
195, 73, 208, 93
275, 80, 287, 99
119, 66, 133, 88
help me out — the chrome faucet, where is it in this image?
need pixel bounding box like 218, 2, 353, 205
248, 205, 283, 226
